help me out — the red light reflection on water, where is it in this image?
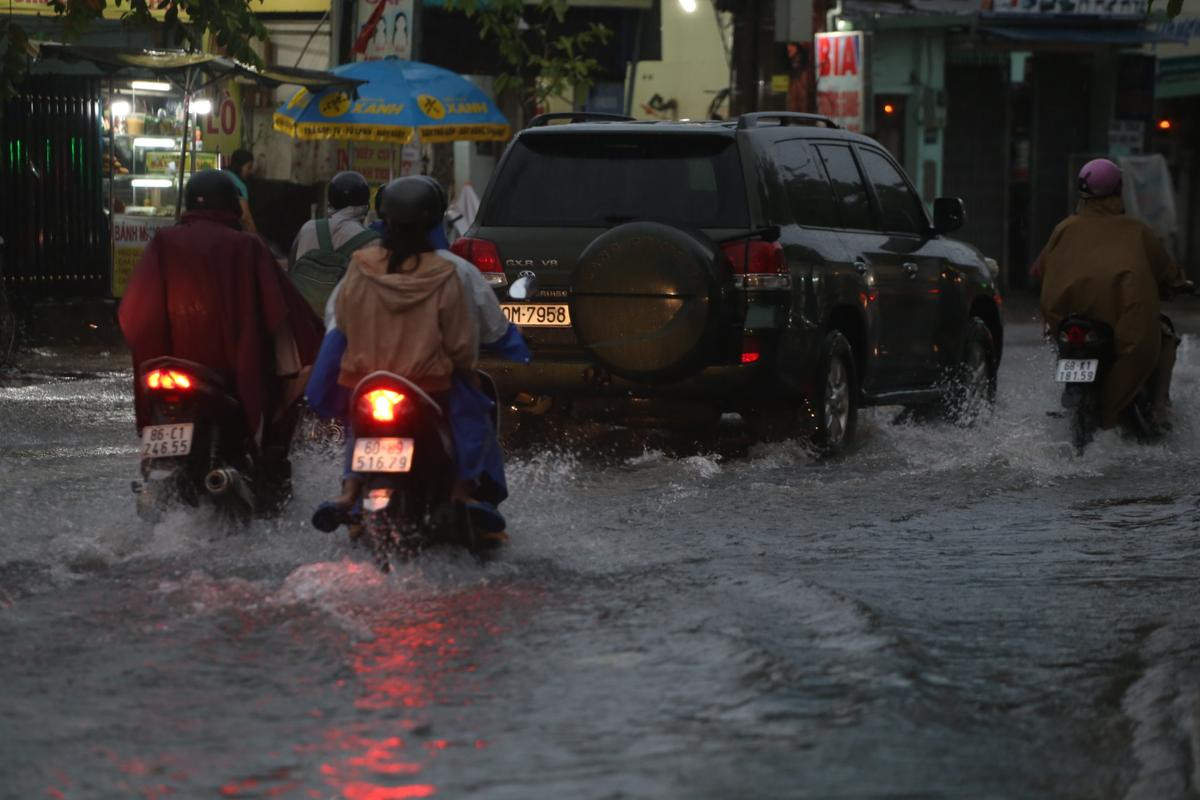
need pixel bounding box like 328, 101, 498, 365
311, 585, 541, 800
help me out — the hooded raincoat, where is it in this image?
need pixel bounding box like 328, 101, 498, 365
334, 245, 477, 392
1039, 195, 1183, 427
118, 208, 322, 436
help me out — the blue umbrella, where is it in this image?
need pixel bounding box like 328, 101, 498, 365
274, 59, 510, 144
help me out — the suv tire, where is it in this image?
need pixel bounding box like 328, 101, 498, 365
570, 222, 730, 383
942, 316, 996, 425
814, 330, 858, 452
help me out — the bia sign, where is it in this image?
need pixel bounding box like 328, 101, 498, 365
815, 32, 865, 133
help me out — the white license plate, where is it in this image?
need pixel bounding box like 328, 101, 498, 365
352, 437, 414, 473
1055, 359, 1099, 383
141, 423, 194, 458
501, 303, 571, 327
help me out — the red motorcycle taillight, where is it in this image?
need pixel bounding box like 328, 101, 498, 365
145, 369, 194, 391
360, 389, 406, 423
1064, 326, 1087, 347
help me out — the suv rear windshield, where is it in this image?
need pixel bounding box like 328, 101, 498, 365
482, 133, 749, 228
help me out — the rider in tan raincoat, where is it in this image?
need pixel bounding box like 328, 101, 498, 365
1037, 158, 1186, 429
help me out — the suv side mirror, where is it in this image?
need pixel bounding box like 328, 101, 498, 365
933, 197, 966, 235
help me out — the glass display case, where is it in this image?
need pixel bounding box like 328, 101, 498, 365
102, 80, 227, 296
102, 82, 220, 217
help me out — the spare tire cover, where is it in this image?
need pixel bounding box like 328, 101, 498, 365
570, 221, 726, 383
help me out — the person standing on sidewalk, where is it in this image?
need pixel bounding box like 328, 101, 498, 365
224, 149, 258, 234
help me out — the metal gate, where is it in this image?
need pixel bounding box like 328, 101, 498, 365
1, 77, 108, 297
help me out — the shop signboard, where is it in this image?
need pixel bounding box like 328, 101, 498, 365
201, 83, 244, 157
8, 0, 327, 15
983, 0, 1142, 17
334, 142, 422, 183
1149, 15, 1200, 98
111, 214, 175, 298
356, 0, 416, 61
815, 31, 865, 133
144, 151, 219, 174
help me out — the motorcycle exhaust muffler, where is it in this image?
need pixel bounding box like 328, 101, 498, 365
204, 467, 255, 511
204, 468, 237, 495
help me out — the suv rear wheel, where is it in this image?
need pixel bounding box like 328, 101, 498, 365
942, 317, 996, 425
814, 330, 859, 452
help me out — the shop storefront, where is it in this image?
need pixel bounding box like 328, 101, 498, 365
103, 78, 226, 296
0, 45, 356, 300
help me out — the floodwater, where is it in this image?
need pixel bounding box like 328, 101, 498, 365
2, 310, 1199, 800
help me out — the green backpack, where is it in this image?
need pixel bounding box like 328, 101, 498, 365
288, 218, 379, 317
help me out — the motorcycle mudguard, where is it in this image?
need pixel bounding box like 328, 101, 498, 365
363, 488, 394, 512
1060, 384, 1091, 410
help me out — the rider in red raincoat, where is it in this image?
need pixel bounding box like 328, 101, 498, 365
118, 169, 322, 502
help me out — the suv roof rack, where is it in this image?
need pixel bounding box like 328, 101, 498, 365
526, 112, 637, 128
736, 112, 839, 130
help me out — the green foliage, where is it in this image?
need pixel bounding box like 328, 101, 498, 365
1146, 0, 1185, 16
444, 0, 612, 114
1, 19, 33, 99
2, 0, 270, 103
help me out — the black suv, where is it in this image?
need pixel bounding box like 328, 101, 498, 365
452, 112, 1003, 450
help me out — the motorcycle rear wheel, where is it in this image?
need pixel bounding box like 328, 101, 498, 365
1070, 394, 1099, 454
364, 510, 395, 573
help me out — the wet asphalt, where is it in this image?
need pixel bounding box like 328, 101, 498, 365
1, 295, 1199, 799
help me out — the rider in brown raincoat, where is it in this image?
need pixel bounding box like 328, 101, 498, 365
1037, 158, 1187, 429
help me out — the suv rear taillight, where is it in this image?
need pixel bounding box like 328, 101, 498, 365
722, 240, 789, 290
450, 237, 508, 288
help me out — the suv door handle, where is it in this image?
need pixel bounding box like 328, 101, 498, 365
854, 260, 868, 275
903, 262, 919, 277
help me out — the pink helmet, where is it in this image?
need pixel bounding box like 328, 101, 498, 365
1077, 158, 1122, 198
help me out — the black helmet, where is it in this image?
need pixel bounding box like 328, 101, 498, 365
327, 171, 370, 210
185, 169, 240, 214
378, 176, 447, 233
414, 175, 447, 213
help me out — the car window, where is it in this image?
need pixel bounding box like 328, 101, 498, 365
814, 144, 873, 231
858, 147, 927, 236
483, 134, 749, 228
775, 140, 838, 228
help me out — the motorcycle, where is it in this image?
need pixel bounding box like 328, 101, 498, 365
1054, 315, 1167, 452
311, 370, 501, 571
132, 357, 260, 521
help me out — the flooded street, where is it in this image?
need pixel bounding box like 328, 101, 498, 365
3, 306, 1200, 800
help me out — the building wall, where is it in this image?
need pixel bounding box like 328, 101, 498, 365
630, 0, 732, 120
255, 20, 336, 186
868, 29, 945, 204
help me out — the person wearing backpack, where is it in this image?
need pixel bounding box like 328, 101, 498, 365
288, 171, 380, 316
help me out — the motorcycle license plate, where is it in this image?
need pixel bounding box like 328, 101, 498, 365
501, 303, 571, 327
1056, 359, 1099, 383
141, 423, 194, 459
352, 437, 414, 473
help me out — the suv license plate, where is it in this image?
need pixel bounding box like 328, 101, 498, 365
141, 423, 194, 458
352, 437, 414, 473
501, 303, 571, 327
1055, 359, 1099, 383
